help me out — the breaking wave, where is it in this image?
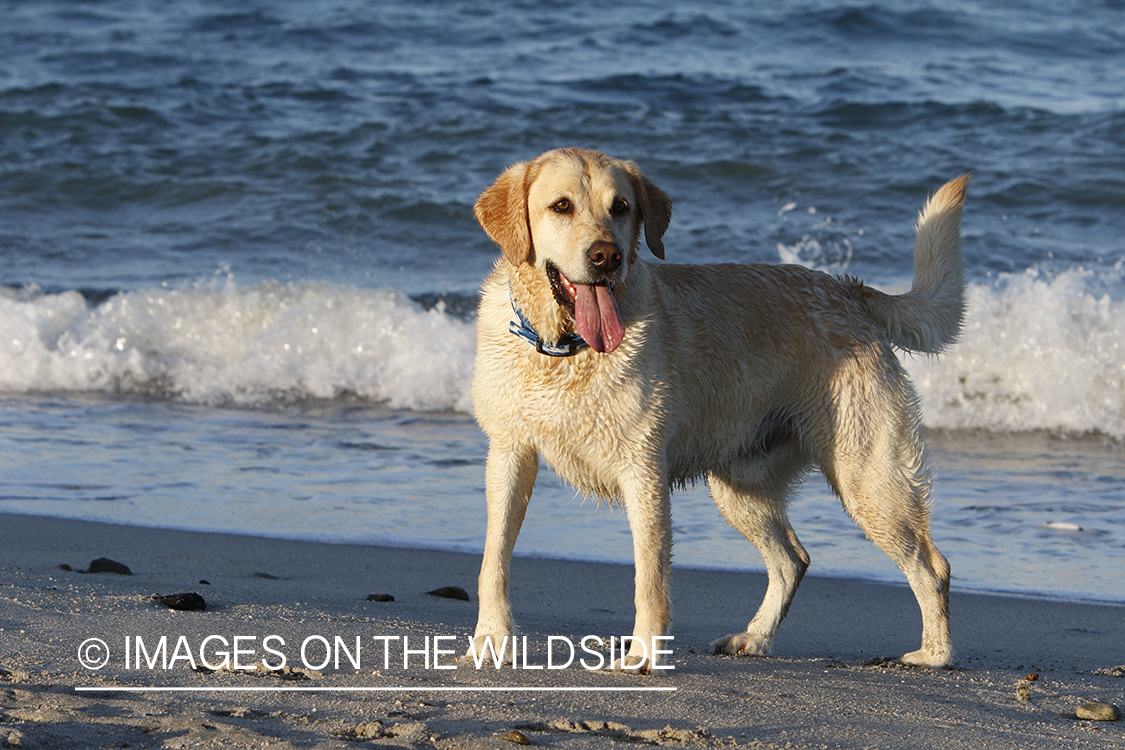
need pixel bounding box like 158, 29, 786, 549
3, 262, 1123, 439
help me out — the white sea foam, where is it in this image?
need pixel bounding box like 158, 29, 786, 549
779, 235, 1125, 439
906, 265, 1125, 439
0, 280, 476, 412
775, 225, 854, 277
3, 264, 1124, 438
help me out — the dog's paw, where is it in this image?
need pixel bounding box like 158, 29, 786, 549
460, 633, 513, 668
711, 632, 771, 657
608, 654, 652, 675
900, 648, 952, 669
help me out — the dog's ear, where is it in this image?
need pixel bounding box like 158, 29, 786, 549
475, 161, 531, 266
626, 165, 672, 260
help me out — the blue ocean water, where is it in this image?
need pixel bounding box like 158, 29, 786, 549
1, 0, 1123, 602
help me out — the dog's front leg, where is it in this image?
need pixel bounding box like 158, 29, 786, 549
463, 441, 538, 667
613, 470, 672, 675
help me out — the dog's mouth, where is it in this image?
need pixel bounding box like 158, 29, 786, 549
547, 262, 575, 312
546, 263, 624, 354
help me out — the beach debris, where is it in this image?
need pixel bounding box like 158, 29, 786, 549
211, 707, 265, 719
1041, 521, 1086, 532
1015, 673, 1038, 701
0, 667, 30, 683
1076, 701, 1121, 721
339, 720, 428, 743
864, 655, 917, 670
214, 662, 321, 680
426, 586, 470, 601
267, 664, 321, 681
1093, 665, 1125, 677
86, 557, 133, 575
515, 720, 720, 745
348, 720, 389, 740
501, 729, 531, 744
59, 558, 134, 574
367, 593, 395, 602
152, 592, 207, 611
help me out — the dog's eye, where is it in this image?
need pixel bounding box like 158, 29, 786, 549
551, 198, 572, 214
611, 198, 629, 215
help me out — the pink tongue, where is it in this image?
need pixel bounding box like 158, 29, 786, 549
573, 283, 624, 353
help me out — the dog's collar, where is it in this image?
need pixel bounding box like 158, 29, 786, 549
508, 287, 588, 357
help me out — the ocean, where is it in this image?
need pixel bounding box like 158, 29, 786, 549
1, 0, 1122, 603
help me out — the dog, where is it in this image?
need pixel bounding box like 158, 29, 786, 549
467, 147, 967, 672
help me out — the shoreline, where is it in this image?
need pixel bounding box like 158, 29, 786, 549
2, 512, 1123, 748
6, 507, 1122, 609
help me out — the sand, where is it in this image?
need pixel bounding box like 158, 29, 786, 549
1, 512, 1123, 749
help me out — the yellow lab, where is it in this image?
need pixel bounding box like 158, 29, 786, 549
469, 148, 967, 672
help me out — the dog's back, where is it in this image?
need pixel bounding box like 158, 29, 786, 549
621, 168, 968, 481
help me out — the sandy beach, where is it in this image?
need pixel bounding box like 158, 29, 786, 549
1, 512, 1122, 749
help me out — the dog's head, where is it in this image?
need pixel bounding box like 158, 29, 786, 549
475, 148, 672, 353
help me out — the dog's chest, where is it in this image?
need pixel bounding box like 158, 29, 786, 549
474, 339, 659, 497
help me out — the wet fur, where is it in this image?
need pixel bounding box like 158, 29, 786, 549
468, 147, 968, 672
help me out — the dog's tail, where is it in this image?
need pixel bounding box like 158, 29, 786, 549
861, 174, 970, 354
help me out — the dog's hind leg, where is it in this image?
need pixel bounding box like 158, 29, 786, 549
820, 364, 952, 668
708, 441, 810, 657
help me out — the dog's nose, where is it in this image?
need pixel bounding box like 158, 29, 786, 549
588, 241, 623, 273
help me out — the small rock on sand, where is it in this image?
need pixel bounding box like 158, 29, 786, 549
1093, 665, 1125, 677
153, 592, 207, 611
87, 558, 132, 575
425, 586, 470, 601
350, 721, 388, 739
1015, 675, 1037, 701
1076, 701, 1121, 721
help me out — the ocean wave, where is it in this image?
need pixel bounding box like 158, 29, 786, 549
3, 265, 1123, 439
0, 280, 476, 412
906, 264, 1125, 439
779, 232, 1125, 439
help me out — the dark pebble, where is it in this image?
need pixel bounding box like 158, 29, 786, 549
367, 593, 395, 602
154, 592, 207, 611
426, 586, 470, 601
253, 572, 281, 580
199, 579, 211, 585
59, 564, 72, 571
88, 558, 132, 575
